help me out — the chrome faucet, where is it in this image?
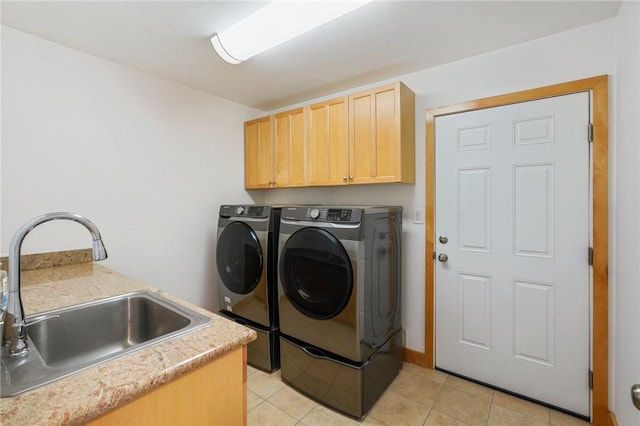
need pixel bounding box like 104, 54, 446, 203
2, 212, 108, 357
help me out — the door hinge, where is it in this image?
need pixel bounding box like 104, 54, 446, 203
433, 251, 436, 260
589, 370, 593, 389
588, 123, 593, 143
588, 247, 593, 266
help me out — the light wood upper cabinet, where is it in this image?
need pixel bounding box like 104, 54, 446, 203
245, 108, 307, 189
244, 116, 274, 189
274, 107, 307, 187
244, 81, 415, 189
349, 82, 415, 184
307, 97, 349, 186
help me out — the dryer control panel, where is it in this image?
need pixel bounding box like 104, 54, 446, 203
282, 206, 362, 223
326, 208, 352, 222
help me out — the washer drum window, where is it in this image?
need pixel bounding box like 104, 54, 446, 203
279, 228, 353, 319
217, 222, 263, 294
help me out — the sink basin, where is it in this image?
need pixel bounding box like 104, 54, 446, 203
1, 291, 212, 397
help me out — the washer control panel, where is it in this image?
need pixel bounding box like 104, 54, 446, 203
220, 205, 268, 218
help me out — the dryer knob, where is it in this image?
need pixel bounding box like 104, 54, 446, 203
235, 206, 245, 215
309, 208, 320, 219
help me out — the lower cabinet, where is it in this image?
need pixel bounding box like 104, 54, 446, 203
88, 346, 247, 426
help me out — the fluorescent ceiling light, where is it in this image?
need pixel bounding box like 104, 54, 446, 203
211, 1, 372, 64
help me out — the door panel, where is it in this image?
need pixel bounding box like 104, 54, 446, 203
274, 108, 306, 187
435, 92, 591, 416
513, 280, 555, 366
513, 163, 555, 257
458, 273, 492, 350
374, 88, 396, 178
307, 98, 349, 186
351, 93, 373, 180
458, 168, 491, 252
244, 117, 273, 188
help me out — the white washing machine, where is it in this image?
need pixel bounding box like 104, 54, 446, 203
216, 204, 280, 371
277, 205, 403, 417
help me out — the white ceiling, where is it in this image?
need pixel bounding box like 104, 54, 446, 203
1, 1, 621, 111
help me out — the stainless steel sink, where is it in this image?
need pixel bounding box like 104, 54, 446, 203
1, 291, 212, 397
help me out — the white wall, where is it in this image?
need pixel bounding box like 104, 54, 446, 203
264, 18, 615, 352
612, 1, 640, 424
1, 26, 262, 311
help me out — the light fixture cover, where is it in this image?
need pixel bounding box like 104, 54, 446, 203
211, 0, 371, 64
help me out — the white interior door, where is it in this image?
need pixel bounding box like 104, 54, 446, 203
435, 92, 591, 417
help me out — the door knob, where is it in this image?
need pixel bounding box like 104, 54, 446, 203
438, 253, 448, 263
439, 235, 449, 244
632, 384, 640, 410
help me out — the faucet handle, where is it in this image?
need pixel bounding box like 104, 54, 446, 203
7, 321, 28, 356
2, 312, 28, 356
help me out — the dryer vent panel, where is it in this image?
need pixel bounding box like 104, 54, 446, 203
364, 212, 402, 346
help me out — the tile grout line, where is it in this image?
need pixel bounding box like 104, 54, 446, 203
247, 365, 584, 426
488, 389, 496, 426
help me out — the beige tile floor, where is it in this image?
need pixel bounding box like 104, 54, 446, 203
247, 362, 592, 426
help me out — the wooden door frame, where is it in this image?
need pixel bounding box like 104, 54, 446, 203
424, 75, 608, 425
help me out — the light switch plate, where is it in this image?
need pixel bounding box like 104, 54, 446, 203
413, 208, 424, 224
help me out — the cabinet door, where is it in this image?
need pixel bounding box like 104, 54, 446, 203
307, 97, 349, 186
274, 107, 306, 187
245, 116, 274, 188
349, 82, 415, 184
89, 347, 247, 426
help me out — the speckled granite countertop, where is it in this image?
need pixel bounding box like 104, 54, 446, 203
0, 262, 256, 425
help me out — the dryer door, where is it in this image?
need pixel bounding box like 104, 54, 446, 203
217, 222, 263, 294
279, 228, 353, 319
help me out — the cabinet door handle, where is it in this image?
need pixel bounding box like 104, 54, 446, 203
342, 176, 347, 182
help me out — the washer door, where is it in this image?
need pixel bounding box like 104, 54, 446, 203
279, 228, 353, 319
216, 222, 263, 294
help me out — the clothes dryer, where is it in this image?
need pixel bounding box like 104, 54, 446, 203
216, 204, 280, 371
277, 205, 403, 417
